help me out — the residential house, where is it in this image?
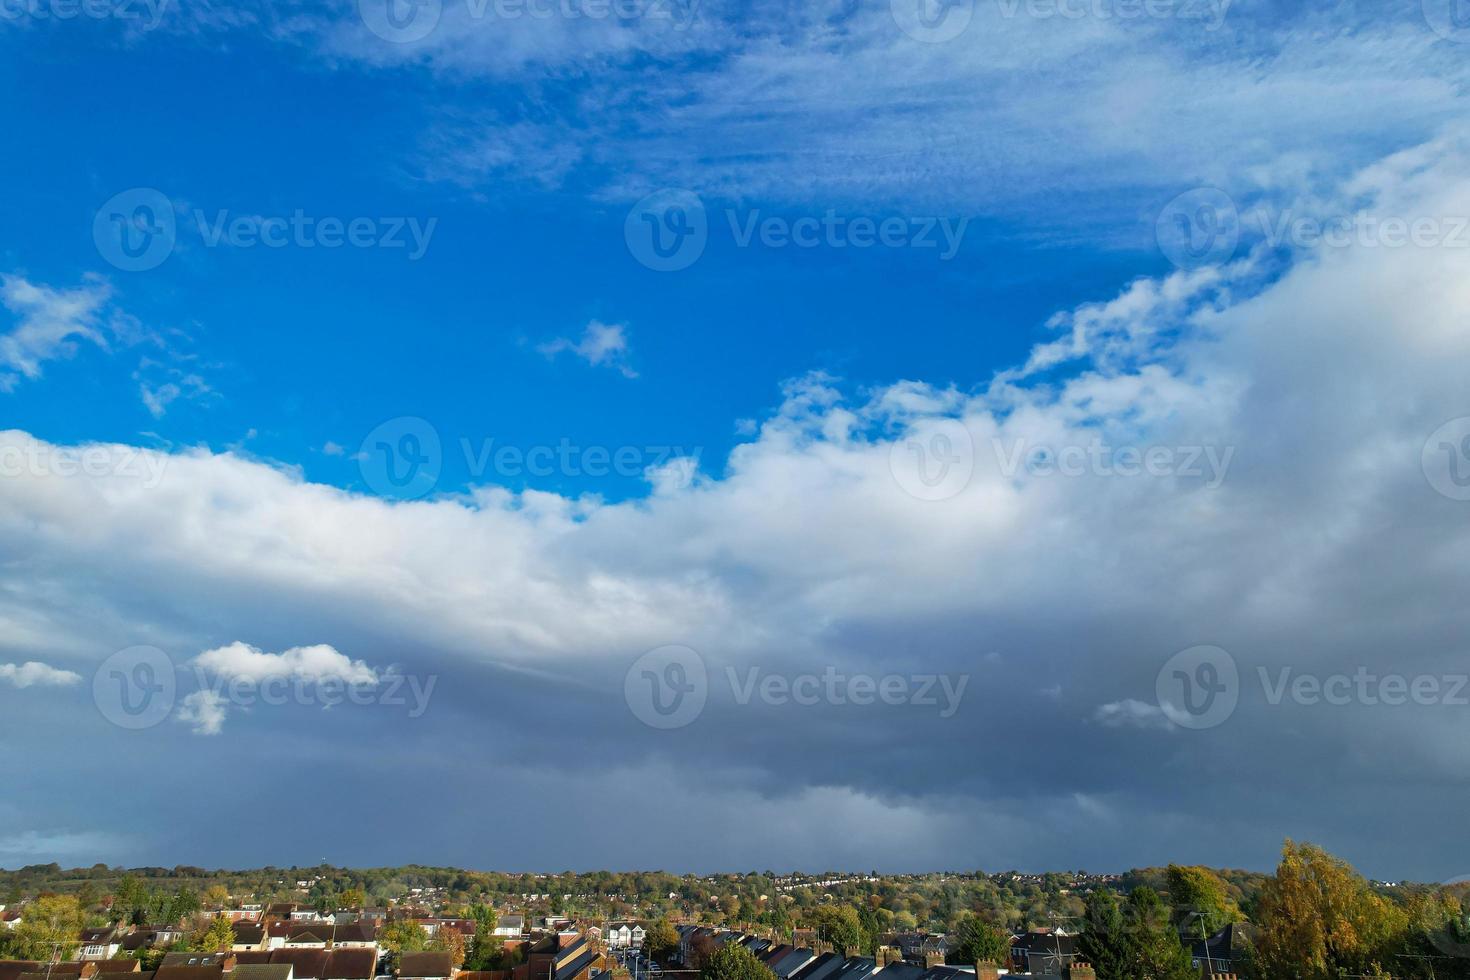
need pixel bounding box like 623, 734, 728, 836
158, 957, 232, 975
152, 965, 225, 980
491, 917, 523, 939
330, 924, 377, 951
232, 924, 267, 952
92, 963, 142, 976
396, 953, 453, 980
231, 966, 293, 980
79, 927, 121, 960
321, 950, 375, 980
284, 926, 334, 950
268, 950, 330, 980
1008, 931, 1077, 976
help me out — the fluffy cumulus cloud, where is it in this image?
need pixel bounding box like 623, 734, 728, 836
2, 135, 1470, 875
0, 660, 82, 687
193, 641, 379, 686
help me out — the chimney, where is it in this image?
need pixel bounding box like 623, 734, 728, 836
975, 964, 1002, 980
1068, 963, 1096, 980
923, 953, 945, 969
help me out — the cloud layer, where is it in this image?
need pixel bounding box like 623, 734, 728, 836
3, 133, 1470, 876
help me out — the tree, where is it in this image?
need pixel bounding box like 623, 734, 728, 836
465, 925, 504, 972
1253, 840, 1406, 980
1120, 889, 1194, 980
429, 927, 468, 966
204, 886, 231, 910
645, 919, 679, 961
1164, 865, 1239, 936
189, 916, 237, 952
11, 894, 84, 960
340, 887, 367, 910
807, 905, 864, 955
381, 921, 430, 954
701, 942, 776, 980
1079, 890, 1131, 980
167, 888, 201, 924
946, 915, 1009, 968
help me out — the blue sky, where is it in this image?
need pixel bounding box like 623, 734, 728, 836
4, 0, 1470, 879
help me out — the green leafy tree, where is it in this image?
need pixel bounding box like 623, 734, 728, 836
1120, 888, 1194, 980
167, 888, 201, 924
189, 916, 237, 952
1164, 865, 1239, 936
807, 905, 864, 955
381, 921, 430, 954
701, 942, 777, 980
1079, 890, 1131, 980
946, 915, 1009, 968
645, 919, 679, 961
12, 894, 84, 960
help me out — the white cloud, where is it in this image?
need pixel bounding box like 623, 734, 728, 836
177, 689, 228, 736
538, 320, 637, 378
0, 275, 112, 391
192, 642, 379, 686
1093, 699, 1172, 731
0, 660, 82, 688
4, 139, 1470, 871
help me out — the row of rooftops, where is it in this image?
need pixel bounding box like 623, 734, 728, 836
673, 927, 975, 980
